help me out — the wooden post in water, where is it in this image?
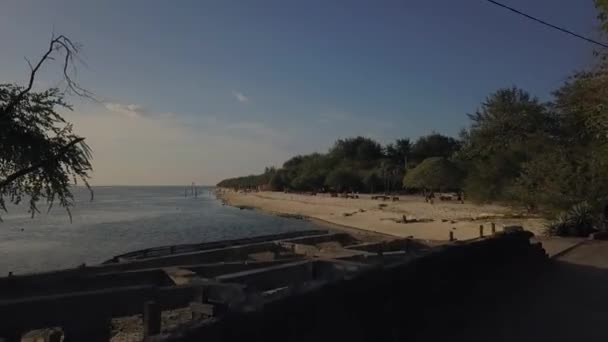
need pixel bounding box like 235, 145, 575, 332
479, 224, 484, 238
143, 301, 161, 340
449, 231, 455, 242
491, 222, 496, 234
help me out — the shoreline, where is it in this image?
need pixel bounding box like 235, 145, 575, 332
218, 192, 393, 242
216, 190, 547, 241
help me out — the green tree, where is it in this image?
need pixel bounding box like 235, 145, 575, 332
362, 172, 382, 193
1, 35, 92, 220
329, 136, 383, 163
529, 60, 608, 210
324, 169, 361, 192
385, 138, 411, 168
459, 87, 555, 202
269, 171, 287, 191
290, 171, 325, 191
403, 157, 464, 191
410, 133, 460, 165
595, 0, 608, 33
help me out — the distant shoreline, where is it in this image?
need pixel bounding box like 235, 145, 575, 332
216, 190, 391, 241
215, 190, 547, 241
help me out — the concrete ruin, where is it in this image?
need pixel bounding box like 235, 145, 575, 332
0, 228, 547, 342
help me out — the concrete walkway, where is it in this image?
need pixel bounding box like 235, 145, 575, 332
452, 239, 608, 342
533, 236, 586, 258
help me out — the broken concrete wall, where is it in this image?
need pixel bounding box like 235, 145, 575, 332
156, 231, 547, 342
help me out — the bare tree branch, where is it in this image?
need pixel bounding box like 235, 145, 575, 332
23, 57, 33, 72
0, 35, 95, 119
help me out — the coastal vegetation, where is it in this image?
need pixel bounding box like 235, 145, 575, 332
219, 2, 608, 235
218, 76, 608, 218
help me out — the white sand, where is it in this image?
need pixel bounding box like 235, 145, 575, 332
218, 191, 547, 241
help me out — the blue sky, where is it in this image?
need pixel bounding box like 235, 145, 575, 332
0, 0, 601, 185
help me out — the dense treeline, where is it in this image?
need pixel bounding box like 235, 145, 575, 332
218, 2, 608, 235
217, 133, 459, 194
219, 69, 608, 213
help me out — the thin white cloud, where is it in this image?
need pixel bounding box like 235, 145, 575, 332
103, 102, 177, 120
104, 102, 147, 118
232, 91, 249, 103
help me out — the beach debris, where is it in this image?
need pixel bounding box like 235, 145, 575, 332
380, 216, 434, 224
276, 213, 305, 220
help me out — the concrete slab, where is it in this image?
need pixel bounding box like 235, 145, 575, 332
533, 237, 586, 258
163, 268, 197, 286
451, 240, 608, 342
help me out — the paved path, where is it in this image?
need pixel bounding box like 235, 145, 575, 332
450, 240, 608, 342
533, 236, 586, 258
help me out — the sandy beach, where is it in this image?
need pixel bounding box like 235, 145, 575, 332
217, 190, 547, 241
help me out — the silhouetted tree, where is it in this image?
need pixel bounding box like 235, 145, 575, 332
458, 87, 555, 202
385, 138, 411, 168
329, 136, 383, 162
362, 172, 382, 193
1, 35, 93, 220
410, 133, 460, 165
324, 169, 361, 192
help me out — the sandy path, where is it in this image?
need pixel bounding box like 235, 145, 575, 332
217, 191, 546, 241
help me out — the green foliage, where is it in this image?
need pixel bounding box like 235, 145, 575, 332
410, 133, 460, 165
290, 171, 325, 191
269, 170, 287, 191
0, 85, 92, 219
218, 135, 427, 194
552, 62, 608, 146
546, 202, 597, 237
217, 167, 276, 189
324, 168, 361, 192
403, 157, 464, 191
329, 136, 384, 166
596, 0, 608, 33
385, 138, 411, 167
362, 172, 382, 193
459, 87, 555, 203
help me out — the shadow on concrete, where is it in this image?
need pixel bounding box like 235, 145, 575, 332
452, 259, 608, 342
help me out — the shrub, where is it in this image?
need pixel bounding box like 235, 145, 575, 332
545, 202, 597, 237
403, 157, 464, 191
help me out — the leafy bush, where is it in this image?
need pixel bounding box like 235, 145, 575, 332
545, 202, 598, 237
403, 157, 464, 191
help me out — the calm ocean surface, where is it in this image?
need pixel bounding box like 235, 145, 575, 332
0, 186, 319, 275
